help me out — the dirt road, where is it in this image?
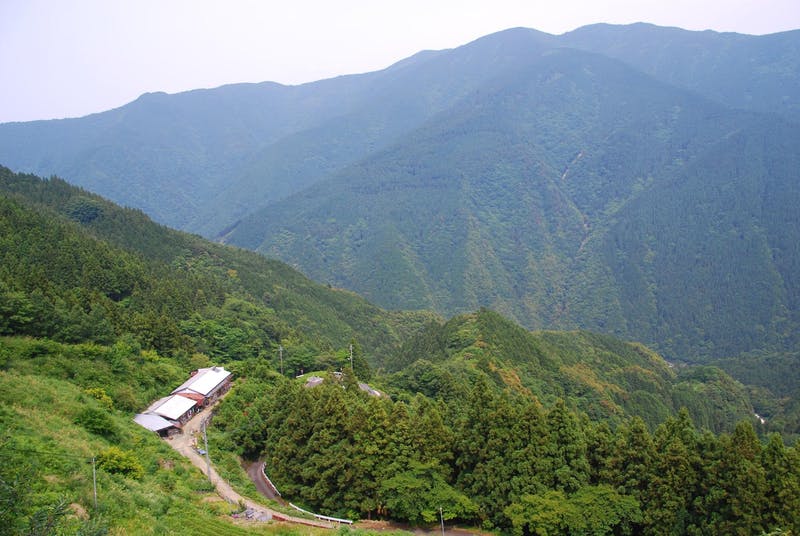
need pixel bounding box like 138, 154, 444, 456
165, 400, 332, 528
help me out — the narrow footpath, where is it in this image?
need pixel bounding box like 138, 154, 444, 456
165, 400, 332, 529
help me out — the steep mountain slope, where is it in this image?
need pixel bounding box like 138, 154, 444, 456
0, 79, 368, 231
225, 44, 800, 362
3, 25, 797, 236
0, 28, 555, 236
590, 119, 800, 359
2, 166, 795, 533
0, 165, 758, 432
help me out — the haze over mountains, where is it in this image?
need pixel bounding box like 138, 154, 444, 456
1, 23, 799, 363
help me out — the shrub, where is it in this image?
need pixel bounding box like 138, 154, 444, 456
96, 446, 143, 479
75, 407, 118, 439
84, 387, 114, 410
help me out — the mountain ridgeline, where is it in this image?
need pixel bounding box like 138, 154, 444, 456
1, 24, 799, 366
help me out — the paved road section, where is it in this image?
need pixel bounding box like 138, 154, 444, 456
246, 461, 284, 503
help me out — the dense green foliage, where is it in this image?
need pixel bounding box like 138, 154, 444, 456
217, 370, 800, 534
711, 350, 800, 439
0, 167, 431, 532
229, 44, 800, 368
384, 309, 754, 431
0, 166, 432, 367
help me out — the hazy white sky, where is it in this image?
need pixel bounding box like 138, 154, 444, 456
1, 0, 799, 123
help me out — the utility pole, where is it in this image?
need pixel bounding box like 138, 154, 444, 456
279, 344, 284, 376
349, 343, 354, 371
439, 506, 445, 536
202, 420, 212, 484
92, 456, 98, 509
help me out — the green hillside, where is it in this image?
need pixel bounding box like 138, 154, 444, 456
0, 165, 756, 428
1, 25, 799, 368
0, 167, 423, 533
0, 166, 433, 367
711, 350, 800, 435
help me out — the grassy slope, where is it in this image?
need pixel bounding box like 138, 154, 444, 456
0, 336, 396, 535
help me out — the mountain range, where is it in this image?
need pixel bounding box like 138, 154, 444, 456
1, 139, 798, 533
1, 23, 799, 364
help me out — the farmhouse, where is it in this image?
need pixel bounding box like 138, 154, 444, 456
134, 365, 233, 435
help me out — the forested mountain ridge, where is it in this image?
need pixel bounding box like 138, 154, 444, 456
1, 24, 799, 367
229, 45, 800, 363
384, 308, 754, 432
561, 23, 800, 121
0, 27, 555, 236
0, 165, 754, 428
1, 25, 796, 235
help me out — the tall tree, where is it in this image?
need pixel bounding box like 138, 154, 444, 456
761, 433, 800, 532
644, 410, 700, 534
708, 421, 767, 535
543, 399, 589, 493
604, 417, 654, 500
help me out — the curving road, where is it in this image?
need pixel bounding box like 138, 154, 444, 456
169, 395, 484, 534
245, 461, 284, 503
164, 398, 332, 528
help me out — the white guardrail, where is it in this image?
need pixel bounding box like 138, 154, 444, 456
261, 463, 352, 524
289, 503, 353, 525
260, 464, 282, 497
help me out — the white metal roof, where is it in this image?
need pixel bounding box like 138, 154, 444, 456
171, 367, 231, 397
148, 394, 197, 421
134, 413, 176, 432
146, 396, 171, 414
